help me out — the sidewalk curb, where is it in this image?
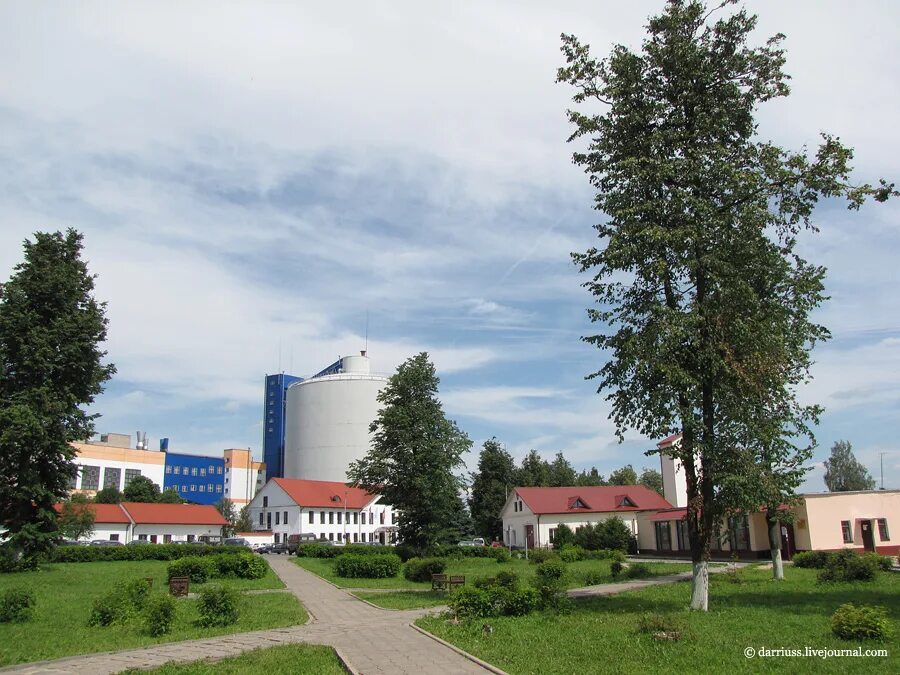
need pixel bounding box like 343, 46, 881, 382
408, 623, 508, 675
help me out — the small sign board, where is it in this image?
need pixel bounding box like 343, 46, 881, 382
169, 576, 189, 597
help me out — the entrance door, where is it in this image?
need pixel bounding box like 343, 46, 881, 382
150, 534, 158, 544
779, 523, 795, 561
861, 520, 875, 552
525, 524, 535, 550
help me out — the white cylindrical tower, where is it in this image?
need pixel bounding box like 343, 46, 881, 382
283, 354, 387, 482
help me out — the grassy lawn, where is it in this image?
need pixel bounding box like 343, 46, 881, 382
0, 561, 306, 666
294, 555, 695, 591
417, 567, 900, 674
120, 644, 345, 675
353, 590, 448, 609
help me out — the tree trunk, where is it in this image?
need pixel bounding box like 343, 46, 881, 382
767, 510, 784, 581
690, 560, 708, 610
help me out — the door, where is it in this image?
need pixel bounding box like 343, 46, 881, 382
779, 523, 795, 561
861, 520, 875, 552
150, 534, 158, 544
525, 524, 534, 550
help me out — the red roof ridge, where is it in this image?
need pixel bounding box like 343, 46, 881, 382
515, 485, 672, 515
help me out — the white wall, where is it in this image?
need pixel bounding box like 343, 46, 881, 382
660, 453, 688, 508
77, 523, 129, 543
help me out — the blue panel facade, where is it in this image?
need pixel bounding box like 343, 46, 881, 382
263, 373, 302, 482
163, 452, 225, 505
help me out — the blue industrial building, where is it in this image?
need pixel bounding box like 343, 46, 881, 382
263, 373, 303, 481
163, 452, 225, 505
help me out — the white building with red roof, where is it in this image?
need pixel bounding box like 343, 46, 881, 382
247, 478, 396, 545
58, 502, 229, 544
500, 485, 673, 550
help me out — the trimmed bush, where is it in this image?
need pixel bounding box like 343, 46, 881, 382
535, 560, 567, 583
214, 552, 268, 579
196, 585, 239, 627
818, 550, 879, 583
558, 545, 585, 563
49, 543, 246, 564
492, 547, 512, 563
831, 603, 892, 641
792, 550, 830, 568
167, 556, 216, 583
625, 562, 652, 579
527, 548, 558, 564
295, 543, 343, 559
341, 545, 396, 557
334, 554, 401, 579
447, 584, 540, 618
572, 518, 632, 552
0, 588, 35, 623
496, 570, 520, 589
143, 594, 177, 636
403, 557, 447, 582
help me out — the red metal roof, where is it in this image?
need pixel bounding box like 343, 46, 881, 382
657, 432, 683, 448
54, 502, 131, 524
120, 502, 228, 526
515, 486, 672, 515
270, 478, 378, 509
649, 507, 688, 522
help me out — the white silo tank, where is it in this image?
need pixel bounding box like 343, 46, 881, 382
283, 353, 387, 482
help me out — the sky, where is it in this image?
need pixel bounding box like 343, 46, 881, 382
2, 1, 898, 492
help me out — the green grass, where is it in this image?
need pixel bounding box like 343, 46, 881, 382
416, 566, 900, 674
0, 561, 306, 666
119, 644, 345, 675
353, 590, 448, 609
294, 555, 694, 591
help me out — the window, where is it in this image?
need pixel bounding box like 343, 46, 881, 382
337, 512, 342, 525
283, 511, 288, 524
675, 520, 689, 550
369, 512, 374, 525
163, 534, 172, 543
392, 511, 397, 524
337, 533, 342, 542
380, 512, 385, 525
199, 485, 205, 492
275, 512, 280, 525
67, 470, 78, 489
274, 533, 280, 543
309, 511, 314, 524
209, 465, 215, 474
165, 466, 172, 474
841, 520, 853, 544
353, 533, 358, 543
259, 512, 264, 526
655, 522, 672, 552
208, 484, 213, 492
549, 528, 557, 543
216, 485, 222, 493
263, 496, 268, 507
329, 512, 334, 524
200, 468, 206, 477
109, 534, 119, 541
728, 515, 750, 551
187, 535, 195, 542
182, 485, 188, 492
320, 511, 325, 524
138, 534, 148, 541
174, 466, 181, 475
218, 466, 223, 474
190, 485, 196, 492
877, 518, 890, 541
103, 467, 121, 489
267, 512, 272, 529
328, 533, 334, 541
353, 512, 358, 525
191, 467, 198, 476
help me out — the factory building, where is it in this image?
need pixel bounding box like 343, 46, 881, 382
283, 352, 388, 483
262, 373, 303, 481
71, 434, 264, 506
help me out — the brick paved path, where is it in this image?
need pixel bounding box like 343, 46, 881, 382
0, 555, 490, 675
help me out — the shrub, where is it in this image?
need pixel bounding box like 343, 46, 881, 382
143, 594, 177, 636
49, 543, 245, 564
0, 588, 35, 622
492, 547, 512, 563
818, 551, 879, 583
342, 544, 396, 557
88, 578, 152, 627
196, 585, 239, 627
296, 543, 343, 559
496, 587, 540, 616
214, 553, 268, 579
393, 544, 419, 562
558, 545, 585, 563
448, 587, 493, 618
792, 550, 830, 568
533, 560, 569, 612
625, 562, 652, 579
581, 569, 607, 586
831, 603, 892, 641
527, 548, 557, 564
862, 552, 893, 572
495, 570, 520, 589
88, 593, 122, 627
335, 554, 401, 579
552, 524, 575, 550
167, 556, 216, 584
535, 560, 567, 583
403, 557, 447, 582
473, 575, 498, 589
610, 561, 624, 578
119, 578, 152, 610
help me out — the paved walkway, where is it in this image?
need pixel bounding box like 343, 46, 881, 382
1, 556, 489, 675
567, 561, 746, 599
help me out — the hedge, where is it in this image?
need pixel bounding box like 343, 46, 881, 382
295, 543, 399, 558
49, 543, 247, 563
168, 553, 269, 583
334, 554, 401, 578
403, 557, 447, 582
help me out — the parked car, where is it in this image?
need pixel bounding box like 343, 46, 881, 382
90, 539, 124, 546
223, 537, 251, 548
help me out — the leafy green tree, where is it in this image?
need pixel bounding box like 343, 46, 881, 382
122, 475, 161, 503
608, 465, 638, 486
93, 487, 122, 504
576, 467, 606, 486
638, 468, 663, 496
552, 523, 575, 550
348, 353, 471, 552
215, 498, 237, 537
0, 230, 115, 565
547, 452, 577, 487
58, 493, 95, 541
157, 488, 184, 504
516, 450, 550, 487
559, 1, 893, 610
824, 440, 875, 492
235, 506, 253, 533
469, 438, 516, 541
